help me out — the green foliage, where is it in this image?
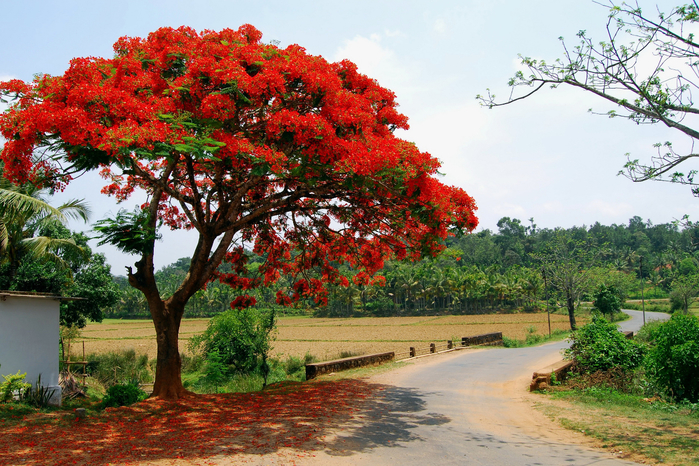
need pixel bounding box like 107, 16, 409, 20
645, 314, 699, 402
670, 293, 684, 312
502, 328, 569, 348
21, 374, 56, 408
202, 350, 227, 386
105, 214, 699, 319
0, 369, 30, 402
593, 284, 622, 318
622, 301, 671, 313
565, 314, 645, 372
101, 382, 147, 408
86, 349, 153, 388
93, 207, 161, 256
282, 354, 316, 376
60, 252, 119, 328
189, 307, 276, 374
0, 222, 118, 328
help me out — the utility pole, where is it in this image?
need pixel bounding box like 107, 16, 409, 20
640, 256, 646, 325
543, 267, 551, 336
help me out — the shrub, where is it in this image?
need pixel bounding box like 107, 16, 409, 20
0, 368, 30, 402
102, 383, 147, 408
669, 292, 684, 313
189, 307, 276, 374
645, 314, 699, 402
202, 350, 227, 386
86, 349, 152, 387
283, 355, 306, 375
635, 319, 666, 344
565, 314, 645, 372
180, 352, 204, 373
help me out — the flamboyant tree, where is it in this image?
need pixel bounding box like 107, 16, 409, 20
0, 25, 478, 400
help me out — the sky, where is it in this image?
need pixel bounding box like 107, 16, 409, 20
1, 0, 697, 274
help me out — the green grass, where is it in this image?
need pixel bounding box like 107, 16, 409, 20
502, 328, 570, 348
539, 387, 699, 466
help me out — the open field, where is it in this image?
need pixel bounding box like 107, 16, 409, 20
75, 312, 577, 362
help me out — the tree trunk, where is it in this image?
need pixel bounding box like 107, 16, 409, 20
566, 294, 577, 330
150, 300, 190, 400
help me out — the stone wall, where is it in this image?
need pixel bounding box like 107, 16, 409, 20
305, 352, 395, 380
461, 332, 503, 346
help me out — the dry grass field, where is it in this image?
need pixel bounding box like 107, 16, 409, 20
75, 312, 576, 362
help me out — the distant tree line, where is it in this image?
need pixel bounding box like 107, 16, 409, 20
105, 216, 699, 320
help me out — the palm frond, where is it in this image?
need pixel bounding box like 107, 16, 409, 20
21, 236, 89, 277
57, 198, 91, 223
0, 188, 66, 224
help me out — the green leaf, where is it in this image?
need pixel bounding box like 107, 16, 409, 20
251, 163, 270, 177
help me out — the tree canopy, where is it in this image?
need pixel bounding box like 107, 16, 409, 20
478, 2, 699, 195
0, 25, 478, 399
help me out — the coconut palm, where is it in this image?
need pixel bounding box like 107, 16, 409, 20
0, 181, 91, 281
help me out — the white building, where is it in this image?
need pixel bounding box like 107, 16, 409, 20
0, 291, 65, 406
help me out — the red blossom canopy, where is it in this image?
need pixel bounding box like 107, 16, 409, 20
0, 24, 477, 300
0, 25, 477, 398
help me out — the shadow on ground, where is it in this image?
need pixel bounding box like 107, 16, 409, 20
323, 384, 450, 456
0, 379, 443, 465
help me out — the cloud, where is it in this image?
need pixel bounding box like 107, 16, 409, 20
433, 19, 447, 34
584, 199, 633, 217
493, 203, 528, 218
333, 33, 410, 92
384, 29, 403, 38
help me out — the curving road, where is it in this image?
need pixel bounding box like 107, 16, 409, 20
312, 310, 670, 466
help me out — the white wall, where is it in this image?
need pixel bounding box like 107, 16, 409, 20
0, 294, 62, 406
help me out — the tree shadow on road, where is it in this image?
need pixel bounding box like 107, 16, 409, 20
323, 383, 450, 456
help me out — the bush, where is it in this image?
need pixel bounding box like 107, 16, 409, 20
565, 314, 645, 372
0, 368, 30, 403
635, 319, 666, 343
670, 292, 684, 313
102, 383, 147, 408
645, 314, 699, 402
87, 349, 152, 387
593, 284, 622, 318
189, 307, 276, 375
283, 354, 312, 375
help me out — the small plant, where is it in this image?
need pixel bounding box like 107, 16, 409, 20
284, 355, 306, 375
0, 368, 30, 402
59, 325, 82, 364
304, 353, 317, 365
550, 371, 560, 386
502, 336, 522, 348
21, 375, 56, 408
338, 350, 361, 359
101, 382, 147, 408
203, 350, 227, 388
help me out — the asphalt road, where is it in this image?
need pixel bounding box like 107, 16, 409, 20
316, 310, 670, 466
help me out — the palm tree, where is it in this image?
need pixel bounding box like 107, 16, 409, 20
0, 182, 90, 281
